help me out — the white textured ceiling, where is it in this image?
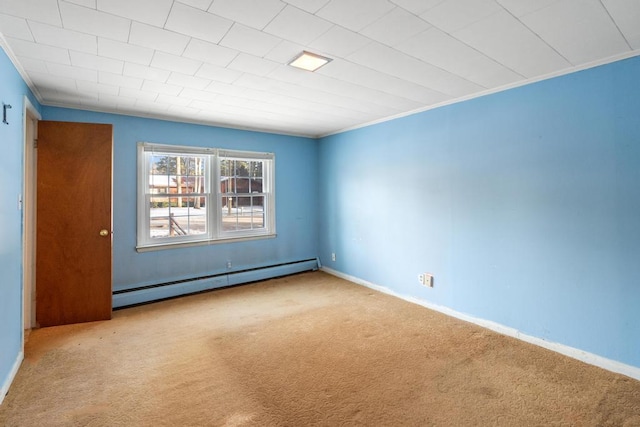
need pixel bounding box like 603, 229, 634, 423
0, 0, 638, 137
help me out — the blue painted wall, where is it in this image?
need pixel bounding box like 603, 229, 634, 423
319, 55, 640, 368
0, 47, 41, 393
41, 107, 319, 294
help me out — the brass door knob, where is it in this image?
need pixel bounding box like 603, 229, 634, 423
99, 229, 109, 237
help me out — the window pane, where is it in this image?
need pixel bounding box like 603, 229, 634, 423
220, 195, 265, 232
221, 196, 238, 231
169, 197, 207, 236
149, 197, 171, 238
249, 161, 260, 179
251, 196, 265, 229
221, 177, 231, 194
235, 178, 250, 194
220, 159, 232, 177
235, 160, 250, 177
250, 178, 262, 193
149, 155, 170, 194
236, 196, 251, 230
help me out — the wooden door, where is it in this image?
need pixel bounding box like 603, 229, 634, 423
36, 121, 113, 327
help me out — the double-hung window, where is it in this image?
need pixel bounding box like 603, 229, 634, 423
137, 143, 275, 251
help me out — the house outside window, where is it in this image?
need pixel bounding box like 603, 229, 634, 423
137, 142, 275, 251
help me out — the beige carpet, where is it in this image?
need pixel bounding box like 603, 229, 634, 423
1, 271, 639, 426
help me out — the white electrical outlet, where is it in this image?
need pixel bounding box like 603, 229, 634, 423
331, 253, 336, 261
419, 273, 434, 288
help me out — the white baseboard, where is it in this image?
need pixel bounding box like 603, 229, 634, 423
0, 351, 24, 406
321, 267, 640, 382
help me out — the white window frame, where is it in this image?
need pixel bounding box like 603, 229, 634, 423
137, 142, 275, 252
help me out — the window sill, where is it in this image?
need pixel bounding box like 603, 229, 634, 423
136, 233, 276, 253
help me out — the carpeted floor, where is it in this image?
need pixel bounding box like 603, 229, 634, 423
1, 271, 639, 426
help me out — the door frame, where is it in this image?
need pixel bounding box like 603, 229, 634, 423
22, 97, 40, 342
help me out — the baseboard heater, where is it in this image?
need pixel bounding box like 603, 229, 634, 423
112, 258, 319, 309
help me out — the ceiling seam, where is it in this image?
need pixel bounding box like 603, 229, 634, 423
598, 0, 633, 50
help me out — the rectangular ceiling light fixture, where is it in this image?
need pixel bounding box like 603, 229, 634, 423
288, 51, 332, 72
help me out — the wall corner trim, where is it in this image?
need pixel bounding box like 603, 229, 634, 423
320, 267, 640, 382
0, 350, 23, 406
